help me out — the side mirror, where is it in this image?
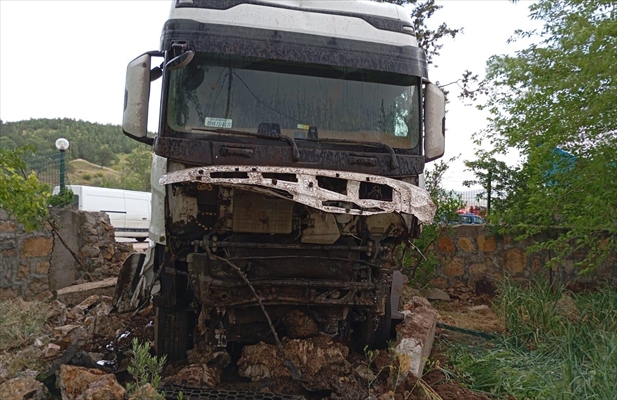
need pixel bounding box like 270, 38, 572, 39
123, 51, 162, 144
424, 82, 446, 162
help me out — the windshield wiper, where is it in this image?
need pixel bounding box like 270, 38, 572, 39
318, 138, 399, 170
191, 127, 300, 162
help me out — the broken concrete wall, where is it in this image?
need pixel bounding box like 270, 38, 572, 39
0, 208, 130, 299
429, 225, 617, 296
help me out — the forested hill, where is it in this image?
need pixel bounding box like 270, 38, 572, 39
0, 118, 141, 167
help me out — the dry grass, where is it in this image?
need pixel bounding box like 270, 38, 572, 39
68, 158, 120, 186
0, 298, 51, 351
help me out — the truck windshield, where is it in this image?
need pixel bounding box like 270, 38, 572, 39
166, 53, 421, 149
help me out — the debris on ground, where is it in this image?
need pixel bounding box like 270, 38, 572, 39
420, 288, 451, 302
394, 297, 438, 379
238, 334, 350, 383
0, 275, 502, 400
59, 364, 126, 400
0, 370, 45, 400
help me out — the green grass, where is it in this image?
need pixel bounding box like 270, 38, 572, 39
448, 279, 617, 399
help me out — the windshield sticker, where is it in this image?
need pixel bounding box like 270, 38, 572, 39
205, 117, 233, 129
296, 124, 310, 130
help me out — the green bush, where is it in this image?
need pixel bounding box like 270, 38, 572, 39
127, 338, 166, 399
47, 189, 75, 208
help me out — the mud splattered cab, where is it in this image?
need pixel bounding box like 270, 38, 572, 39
114, 0, 446, 360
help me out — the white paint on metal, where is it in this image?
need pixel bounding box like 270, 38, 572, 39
159, 166, 436, 224
170, 1, 417, 47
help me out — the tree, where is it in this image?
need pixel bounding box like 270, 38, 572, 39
0, 147, 50, 231
479, 0, 617, 271
103, 146, 152, 192
463, 148, 527, 218
374, 0, 460, 65
404, 157, 465, 286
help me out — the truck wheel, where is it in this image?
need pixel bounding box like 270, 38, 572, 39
155, 307, 191, 361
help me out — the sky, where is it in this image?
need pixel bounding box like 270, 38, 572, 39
0, 0, 539, 190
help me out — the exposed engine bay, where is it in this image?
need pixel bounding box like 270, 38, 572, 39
113, 166, 435, 358
155, 166, 434, 347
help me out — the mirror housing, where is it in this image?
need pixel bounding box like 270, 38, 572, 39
122, 51, 162, 144
424, 82, 446, 162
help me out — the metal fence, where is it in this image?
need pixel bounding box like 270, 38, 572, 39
24, 152, 71, 191
453, 189, 487, 207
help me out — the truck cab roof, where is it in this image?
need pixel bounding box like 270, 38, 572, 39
169, 0, 418, 47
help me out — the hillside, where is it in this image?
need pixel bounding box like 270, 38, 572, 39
68, 158, 120, 186
0, 118, 141, 167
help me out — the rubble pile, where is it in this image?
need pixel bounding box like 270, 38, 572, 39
0, 288, 451, 400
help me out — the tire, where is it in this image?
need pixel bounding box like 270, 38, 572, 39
155, 307, 191, 361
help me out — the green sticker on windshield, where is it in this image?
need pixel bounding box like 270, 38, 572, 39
205, 117, 233, 129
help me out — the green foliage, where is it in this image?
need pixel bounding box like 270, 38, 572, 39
0, 146, 50, 231
126, 338, 166, 399
403, 157, 465, 287
47, 188, 75, 208
450, 280, 617, 399
423, 157, 466, 222
463, 148, 527, 219
0, 118, 141, 167
477, 0, 617, 272
102, 146, 153, 191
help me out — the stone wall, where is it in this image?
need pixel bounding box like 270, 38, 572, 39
0, 208, 131, 299
429, 225, 617, 296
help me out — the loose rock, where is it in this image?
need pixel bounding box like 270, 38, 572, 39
238, 334, 350, 389
76, 374, 126, 400
45, 343, 62, 359
171, 364, 221, 387
395, 299, 438, 379
281, 310, 319, 339
53, 325, 88, 348
0, 372, 45, 400
58, 365, 106, 400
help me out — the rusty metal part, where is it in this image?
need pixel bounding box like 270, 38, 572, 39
203, 240, 372, 252
205, 248, 302, 380
162, 384, 304, 400
187, 254, 379, 309
159, 165, 436, 223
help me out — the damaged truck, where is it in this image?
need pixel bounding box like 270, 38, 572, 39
114, 0, 445, 361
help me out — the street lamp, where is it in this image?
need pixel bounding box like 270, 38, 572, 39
55, 138, 69, 193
